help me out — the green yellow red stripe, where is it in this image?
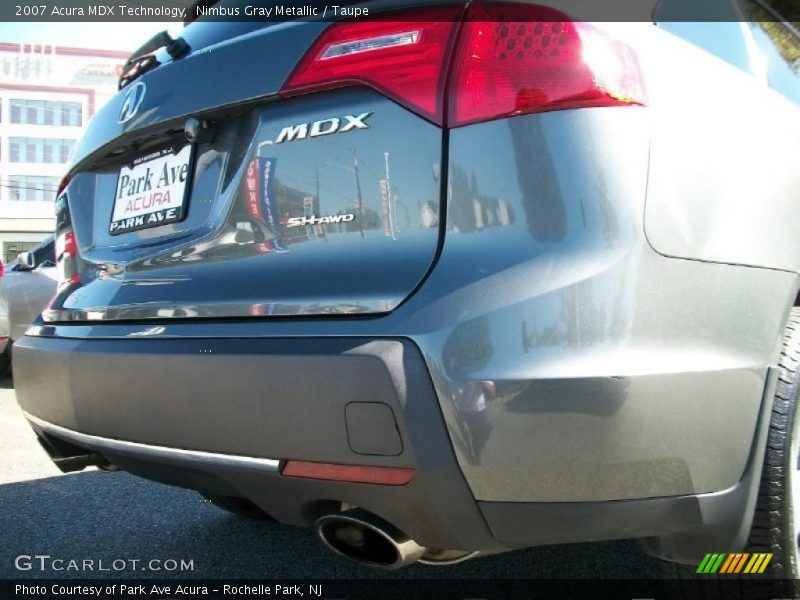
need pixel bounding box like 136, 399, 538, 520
696, 552, 773, 575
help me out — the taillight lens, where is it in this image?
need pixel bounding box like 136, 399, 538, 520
283, 3, 644, 128
55, 230, 79, 288
282, 6, 463, 125
449, 4, 645, 126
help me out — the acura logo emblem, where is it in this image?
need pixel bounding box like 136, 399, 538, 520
118, 81, 146, 124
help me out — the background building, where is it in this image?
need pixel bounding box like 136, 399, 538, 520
0, 42, 127, 263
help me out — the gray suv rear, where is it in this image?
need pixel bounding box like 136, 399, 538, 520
13, 0, 800, 578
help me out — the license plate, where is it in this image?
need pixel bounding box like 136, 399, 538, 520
109, 145, 193, 235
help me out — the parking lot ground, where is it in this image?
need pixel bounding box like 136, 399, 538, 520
0, 377, 661, 579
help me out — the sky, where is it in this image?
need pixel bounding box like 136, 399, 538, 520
0, 23, 181, 52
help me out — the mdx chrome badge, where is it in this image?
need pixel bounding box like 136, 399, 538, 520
270, 112, 372, 144
118, 81, 146, 124
286, 214, 356, 228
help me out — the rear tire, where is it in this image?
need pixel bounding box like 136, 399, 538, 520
659, 308, 800, 593
751, 307, 800, 579
201, 493, 275, 520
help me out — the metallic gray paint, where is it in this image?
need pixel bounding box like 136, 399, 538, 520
642, 25, 800, 272
430, 109, 797, 502
70, 21, 326, 170
24, 110, 799, 504
14, 16, 800, 542
50, 89, 442, 319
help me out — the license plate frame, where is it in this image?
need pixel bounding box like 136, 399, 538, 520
109, 144, 194, 236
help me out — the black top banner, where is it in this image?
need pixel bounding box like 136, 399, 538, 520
1, 0, 799, 23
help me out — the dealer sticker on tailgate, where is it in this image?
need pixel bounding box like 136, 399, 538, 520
110, 145, 193, 235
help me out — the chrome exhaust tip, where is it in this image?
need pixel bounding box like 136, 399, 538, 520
315, 509, 426, 570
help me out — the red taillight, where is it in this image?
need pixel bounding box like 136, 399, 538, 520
282, 3, 644, 128
281, 460, 416, 486
55, 231, 79, 288
282, 7, 463, 125
55, 231, 76, 262
0, 261, 5, 279
449, 4, 645, 127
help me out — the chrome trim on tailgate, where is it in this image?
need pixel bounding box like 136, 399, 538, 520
23, 412, 281, 473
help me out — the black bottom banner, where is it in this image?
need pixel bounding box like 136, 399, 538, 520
3, 579, 798, 600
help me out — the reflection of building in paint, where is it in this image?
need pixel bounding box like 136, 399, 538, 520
449, 164, 514, 234
379, 178, 396, 240
0, 42, 127, 262
420, 202, 438, 228
302, 195, 316, 239
478, 197, 512, 228
344, 203, 380, 232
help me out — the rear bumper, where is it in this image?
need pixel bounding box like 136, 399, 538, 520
14, 332, 777, 561
14, 335, 498, 552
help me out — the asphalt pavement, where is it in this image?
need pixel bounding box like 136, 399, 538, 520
0, 377, 661, 580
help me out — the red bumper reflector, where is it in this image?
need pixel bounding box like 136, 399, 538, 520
281, 460, 416, 486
